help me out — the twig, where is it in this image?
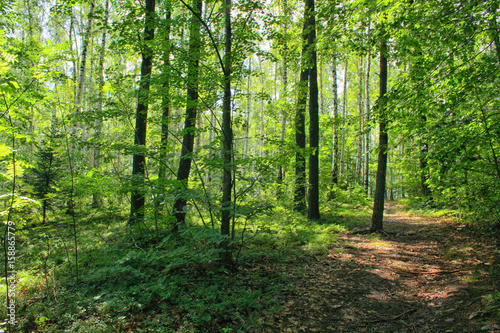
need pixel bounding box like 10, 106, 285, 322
404, 269, 460, 275
364, 308, 417, 324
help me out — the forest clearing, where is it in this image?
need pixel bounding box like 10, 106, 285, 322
1, 0, 500, 331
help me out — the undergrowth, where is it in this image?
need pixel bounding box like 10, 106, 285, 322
1, 192, 369, 332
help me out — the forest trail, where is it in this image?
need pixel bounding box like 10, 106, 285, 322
257, 204, 500, 333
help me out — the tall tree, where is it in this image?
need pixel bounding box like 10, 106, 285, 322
128, 0, 156, 225
355, 56, 364, 182
92, 0, 110, 208
157, 1, 172, 211
72, 1, 95, 139
370, 23, 388, 232
307, 0, 320, 220
294, 1, 310, 213
277, 0, 288, 190
220, 0, 233, 266
339, 58, 348, 183
364, 44, 371, 194
172, 0, 202, 230
329, 56, 339, 197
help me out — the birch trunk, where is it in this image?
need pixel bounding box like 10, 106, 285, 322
92, 0, 109, 208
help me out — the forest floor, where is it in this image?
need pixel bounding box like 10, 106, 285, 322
252, 204, 500, 333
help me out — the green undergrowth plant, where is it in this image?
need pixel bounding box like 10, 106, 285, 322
9, 208, 286, 332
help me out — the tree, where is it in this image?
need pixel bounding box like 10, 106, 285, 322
172, 0, 202, 230
128, 0, 156, 225
370, 22, 388, 232
330, 57, 339, 194
294, 0, 310, 213
307, 0, 320, 220
220, 0, 233, 266
92, 0, 110, 208
156, 1, 172, 213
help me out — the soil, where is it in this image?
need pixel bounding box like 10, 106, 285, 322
255, 204, 500, 333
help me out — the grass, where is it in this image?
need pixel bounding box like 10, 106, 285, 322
1, 196, 370, 333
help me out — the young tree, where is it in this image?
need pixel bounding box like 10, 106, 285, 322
92, 0, 110, 208
329, 56, 339, 199
172, 0, 202, 230
157, 2, 172, 212
128, 0, 156, 225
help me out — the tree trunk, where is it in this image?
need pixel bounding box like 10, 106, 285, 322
364, 46, 371, 194
329, 57, 339, 199
72, 1, 95, 138
92, 0, 109, 208
294, 2, 310, 213
243, 58, 251, 166
371, 27, 388, 232
307, 0, 320, 220
128, 0, 156, 225
277, 0, 288, 192
157, 4, 172, 212
220, 0, 233, 267
340, 58, 348, 184
258, 56, 265, 157
355, 56, 364, 183
172, 0, 202, 230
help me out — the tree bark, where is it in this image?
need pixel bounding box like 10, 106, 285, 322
128, 0, 156, 225
329, 57, 339, 200
220, 0, 233, 266
307, 0, 320, 220
277, 0, 288, 192
340, 58, 348, 184
172, 0, 203, 230
371, 26, 388, 232
355, 56, 364, 183
72, 1, 95, 138
92, 0, 109, 208
157, 3, 172, 211
294, 2, 310, 213
364, 46, 371, 194
258, 56, 265, 157
243, 58, 251, 165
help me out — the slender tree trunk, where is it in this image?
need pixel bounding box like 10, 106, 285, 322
243, 59, 251, 163
220, 0, 233, 266
355, 56, 364, 183
329, 57, 339, 199
277, 0, 288, 192
172, 0, 202, 230
258, 56, 265, 157
92, 0, 109, 208
364, 47, 371, 194
307, 0, 320, 220
72, 1, 95, 138
294, 3, 310, 213
340, 58, 348, 184
128, 0, 156, 225
157, 4, 172, 212
207, 111, 215, 183
371, 27, 388, 232
419, 117, 431, 197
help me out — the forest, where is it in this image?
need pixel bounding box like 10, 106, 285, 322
0, 0, 499, 331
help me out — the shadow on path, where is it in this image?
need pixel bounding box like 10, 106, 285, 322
258, 205, 500, 332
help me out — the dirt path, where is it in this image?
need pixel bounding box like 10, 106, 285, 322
258, 205, 500, 332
